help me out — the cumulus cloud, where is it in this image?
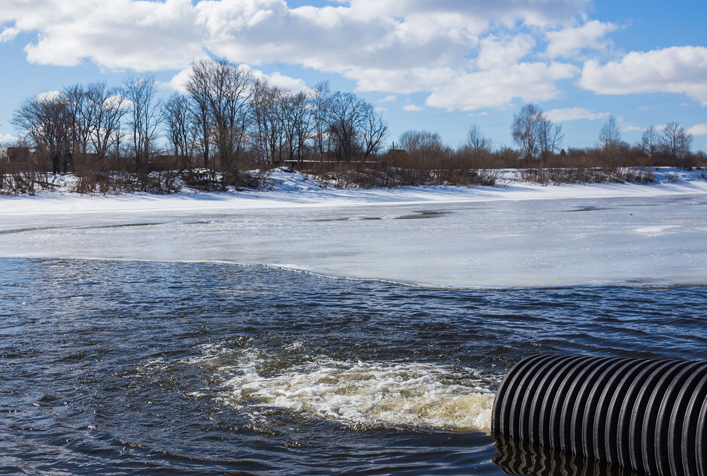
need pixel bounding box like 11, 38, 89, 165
35, 90, 61, 102
687, 124, 707, 136
0, 133, 18, 143
347, 66, 458, 95
403, 104, 424, 112
1, 0, 594, 109
579, 46, 707, 105
620, 124, 643, 133
475, 34, 535, 69
165, 60, 310, 95
426, 62, 578, 111
0, 26, 19, 42
544, 107, 610, 122
380, 95, 397, 103
248, 68, 311, 93
545, 20, 618, 58
613, 117, 643, 133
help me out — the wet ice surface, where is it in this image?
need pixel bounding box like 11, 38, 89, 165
1, 193, 706, 287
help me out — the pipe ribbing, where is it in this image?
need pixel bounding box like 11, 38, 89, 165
492, 354, 707, 475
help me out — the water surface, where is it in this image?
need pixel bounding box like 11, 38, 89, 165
2, 258, 705, 474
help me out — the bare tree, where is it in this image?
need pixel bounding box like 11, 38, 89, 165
124, 74, 161, 171
466, 125, 492, 156
361, 106, 388, 159
12, 92, 72, 174
292, 92, 314, 164
63, 84, 90, 159
599, 115, 621, 151
399, 130, 449, 165
311, 81, 332, 161
662, 122, 692, 161
328, 92, 368, 161
537, 118, 563, 159
185, 59, 256, 172
281, 90, 311, 163
163, 93, 195, 169
185, 62, 214, 169
85, 83, 125, 161
511, 104, 544, 159
640, 125, 660, 158
252, 83, 286, 164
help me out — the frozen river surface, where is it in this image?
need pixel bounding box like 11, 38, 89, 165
1, 192, 706, 287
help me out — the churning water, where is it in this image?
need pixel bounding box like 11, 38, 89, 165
1, 258, 706, 475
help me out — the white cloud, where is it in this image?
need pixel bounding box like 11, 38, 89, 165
618, 117, 642, 133
164, 65, 195, 95
0, 133, 18, 143
1, 0, 597, 110
687, 124, 707, 136
35, 90, 61, 103
11, 0, 204, 71
475, 34, 535, 69
0, 26, 19, 42
544, 107, 609, 122
247, 68, 311, 93
2, 1, 588, 85
348, 66, 458, 95
165, 61, 310, 95
342, 0, 592, 27
380, 95, 397, 103
403, 104, 424, 111
579, 46, 707, 105
426, 62, 578, 111
545, 20, 617, 59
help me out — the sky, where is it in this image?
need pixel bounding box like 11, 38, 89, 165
1, 0, 706, 152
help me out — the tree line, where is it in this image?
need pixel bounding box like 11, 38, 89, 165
4, 58, 388, 191
2, 58, 705, 193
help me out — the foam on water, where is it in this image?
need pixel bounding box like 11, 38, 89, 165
187, 344, 495, 433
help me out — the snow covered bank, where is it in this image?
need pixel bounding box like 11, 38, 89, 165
1, 167, 706, 215
1, 167, 706, 288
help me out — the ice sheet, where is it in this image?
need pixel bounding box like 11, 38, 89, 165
1, 168, 706, 288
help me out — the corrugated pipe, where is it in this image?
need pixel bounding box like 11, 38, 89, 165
492, 355, 707, 476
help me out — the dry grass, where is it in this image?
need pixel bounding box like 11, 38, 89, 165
520, 167, 655, 185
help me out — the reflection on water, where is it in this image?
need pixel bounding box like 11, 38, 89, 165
493, 435, 640, 476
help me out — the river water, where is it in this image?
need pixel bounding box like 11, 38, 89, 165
2, 258, 706, 475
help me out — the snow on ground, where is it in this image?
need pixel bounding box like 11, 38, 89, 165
1, 167, 706, 215
1, 167, 706, 288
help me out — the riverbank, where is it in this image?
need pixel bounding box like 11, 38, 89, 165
1, 167, 706, 216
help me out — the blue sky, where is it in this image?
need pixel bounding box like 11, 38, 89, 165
1, 0, 706, 151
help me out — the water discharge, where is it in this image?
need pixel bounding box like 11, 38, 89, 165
188, 345, 495, 433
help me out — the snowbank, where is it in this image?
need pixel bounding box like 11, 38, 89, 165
1, 167, 706, 216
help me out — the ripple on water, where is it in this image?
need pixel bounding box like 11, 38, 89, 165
1, 258, 706, 475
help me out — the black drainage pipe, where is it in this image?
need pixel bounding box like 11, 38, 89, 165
492, 355, 707, 476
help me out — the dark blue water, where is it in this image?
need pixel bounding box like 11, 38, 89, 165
1, 258, 705, 475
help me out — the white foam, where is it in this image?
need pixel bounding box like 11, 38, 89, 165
188, 346, 496, 433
